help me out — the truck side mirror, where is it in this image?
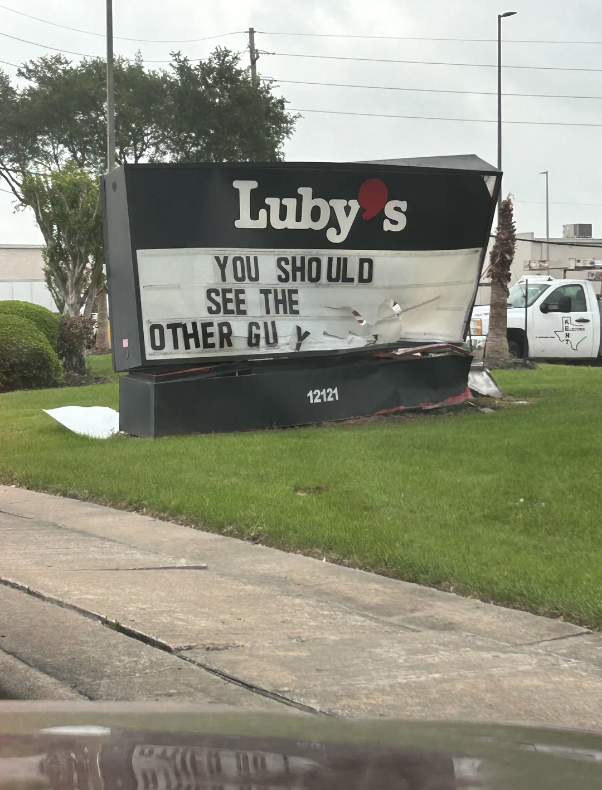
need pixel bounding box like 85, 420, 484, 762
540, 302, 549, 314
558, 295, 572, 313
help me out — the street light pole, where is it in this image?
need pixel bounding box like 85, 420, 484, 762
106, 0, 116, 172
497, 11, 517, 216
540, 170, 550, 261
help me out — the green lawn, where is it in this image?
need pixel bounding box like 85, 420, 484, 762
1, 360, 601, 627
87, 352, 121, 381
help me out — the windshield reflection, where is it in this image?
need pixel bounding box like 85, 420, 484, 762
507, 282, 551, 308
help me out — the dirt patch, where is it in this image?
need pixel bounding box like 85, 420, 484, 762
484, 358, 538, 371
323, 396, 508, 428
59, 371, 113, 388
294, 486, 328, 496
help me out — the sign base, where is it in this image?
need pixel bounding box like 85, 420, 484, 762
119, 348, 472, 438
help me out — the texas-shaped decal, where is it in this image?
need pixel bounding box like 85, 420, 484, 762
554, 316, 587, 351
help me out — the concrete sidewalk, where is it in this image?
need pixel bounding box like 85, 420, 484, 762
1, 485, 602, 726
0, 647, 83, 701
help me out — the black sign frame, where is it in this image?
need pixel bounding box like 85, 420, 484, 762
101, 158, 500, 372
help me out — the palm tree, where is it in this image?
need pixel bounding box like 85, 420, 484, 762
485, 195, 517, 364
95, 289, 110, 354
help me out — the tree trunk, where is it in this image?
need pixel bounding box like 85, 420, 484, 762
83, 285, 97, 319
63, 348, 87, 375
95, 289, 110, 353
63, 269, 84, 316
63, 290, 82, 317
485, 279, 510, 363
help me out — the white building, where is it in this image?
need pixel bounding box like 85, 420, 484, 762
0, 244, 57, 311
475, 224, 602, 305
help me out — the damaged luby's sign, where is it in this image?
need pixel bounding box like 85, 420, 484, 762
102, 157, 499, 436
139, 246, 482, 359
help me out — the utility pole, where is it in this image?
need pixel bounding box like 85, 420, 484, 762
98, 0, 115, 355
106, 0, 116, 172
540, 170, 550, 261
248, 27, 259, 82
497, 11, 517, 217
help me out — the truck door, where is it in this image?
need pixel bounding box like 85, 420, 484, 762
532, 283, 595, 358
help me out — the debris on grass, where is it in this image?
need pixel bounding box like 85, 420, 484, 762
60, 371, 113, 388
295, 486, 328, 496
43, 406, 119, 439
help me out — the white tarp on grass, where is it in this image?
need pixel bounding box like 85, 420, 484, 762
43, 406, 119, 439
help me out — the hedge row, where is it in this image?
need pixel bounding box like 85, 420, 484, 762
0, 300, 60, 349
0, 312, 63, 392
0, 301, 105, 392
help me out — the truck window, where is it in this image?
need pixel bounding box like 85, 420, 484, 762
507, 282, 550, 308
542, 284, 587, 312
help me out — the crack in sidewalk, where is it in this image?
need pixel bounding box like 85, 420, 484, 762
0, 508, 33, 520
82, 565, 208, 572
0, 644, 92, 700
0, 510, 202, 565
517, 632, 592, 647
0, 576, 324, 716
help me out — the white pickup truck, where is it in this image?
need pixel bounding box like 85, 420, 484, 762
469, 276, 602, 359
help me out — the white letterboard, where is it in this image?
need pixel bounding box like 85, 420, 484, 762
136, 247, 480, 360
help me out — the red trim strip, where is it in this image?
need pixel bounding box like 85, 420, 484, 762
374, 386, 472, 415
153, 365, 215, 377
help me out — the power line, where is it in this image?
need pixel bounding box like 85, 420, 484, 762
259, 30, 602, 45
0, 7, 597, 46
489, 234, 602, 248
291, 107, 602, 128
0, 3, 243, 43
0, 31, 209, 64
0, 30, 93, 57
267, 77, 602, 102
269, 51, 602, 73
4, 26, 600, 74
0, 57, 17, 66
515, 200, 602, 207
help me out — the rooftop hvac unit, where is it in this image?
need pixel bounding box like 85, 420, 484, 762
563, 223, 593, 239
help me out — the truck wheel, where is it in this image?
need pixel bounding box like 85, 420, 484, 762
508, 340, 521, 358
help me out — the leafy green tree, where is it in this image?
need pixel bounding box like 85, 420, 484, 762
0, 48, 295, 185
21, 163, 104, 317
0, 49, 296, 314
164, 49, 297, 162
1, 54, 169, 178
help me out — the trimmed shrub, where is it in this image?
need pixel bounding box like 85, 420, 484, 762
0, 314, 63, 392
58, 316, 95, 374
0, 300, 60, 350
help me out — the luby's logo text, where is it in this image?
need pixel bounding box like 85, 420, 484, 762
233, 178, 407, 244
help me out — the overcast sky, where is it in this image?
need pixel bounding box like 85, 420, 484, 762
1, 0, 601, 244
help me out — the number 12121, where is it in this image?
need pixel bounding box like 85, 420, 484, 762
307, 388, 339, 403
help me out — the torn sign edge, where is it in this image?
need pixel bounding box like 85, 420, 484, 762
123, 343, 473, 384
119, 344, 475, 437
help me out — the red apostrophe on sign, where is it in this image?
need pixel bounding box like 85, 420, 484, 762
357, 178, 388, 220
